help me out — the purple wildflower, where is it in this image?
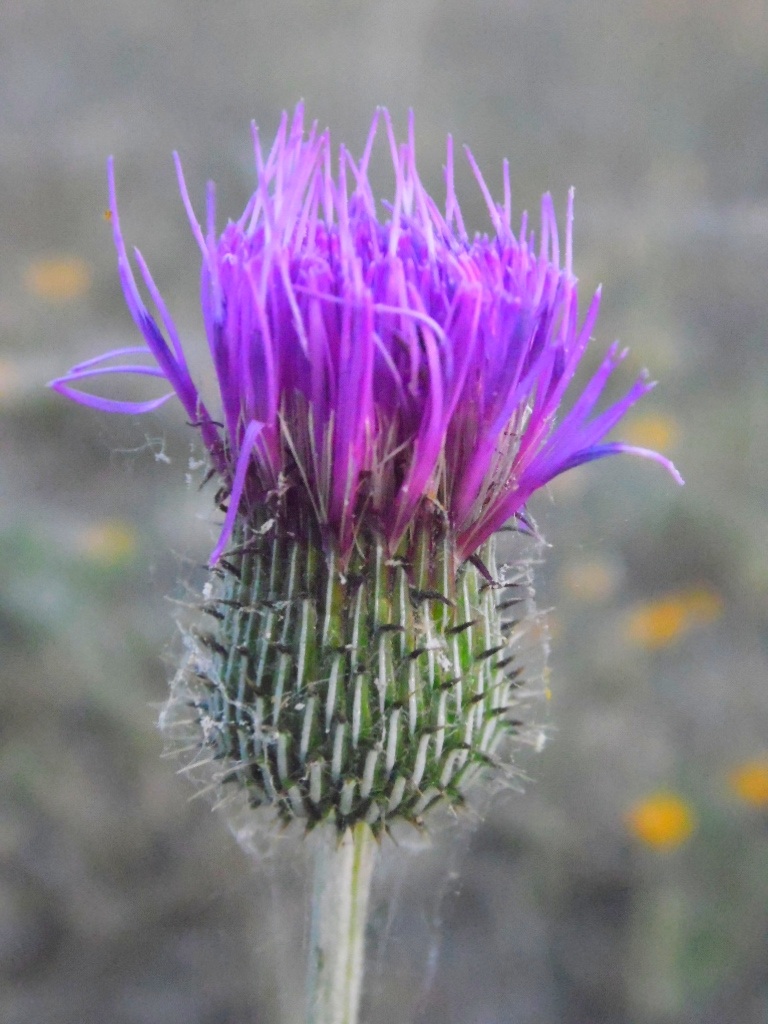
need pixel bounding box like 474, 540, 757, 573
51, 105, 681, 567
51, 106, 686, 849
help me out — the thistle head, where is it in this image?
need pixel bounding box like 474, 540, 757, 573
51, 106, 681, 835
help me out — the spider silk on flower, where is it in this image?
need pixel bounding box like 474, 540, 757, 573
51, 106, 681, 835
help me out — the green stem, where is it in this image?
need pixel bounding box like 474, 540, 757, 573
306, 822, 377, 1024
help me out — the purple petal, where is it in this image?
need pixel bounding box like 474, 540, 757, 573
50, 379, 174, 415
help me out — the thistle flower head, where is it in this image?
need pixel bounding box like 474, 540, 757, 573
51, 107, 681, 834
51, 104, 679, 567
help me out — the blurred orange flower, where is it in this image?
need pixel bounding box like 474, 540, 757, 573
728, 759, 768, 808
622, 413, 679, 454
626, 792, 696, 849
24, 256, 92, 303
77, 520, 138, 567
624, 587, 722, 650
560, 556, 621, 603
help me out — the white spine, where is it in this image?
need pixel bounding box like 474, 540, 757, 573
299, 696, 316, 764
434, 689, 447, 760
325, 655, 340, 733
360, 749, 378, 799
440, 749, 460, 788
276, 731, 289, 782
309, 761, 323, 805
321, 551, 335, 647
339, 779, 356, 816
387, 775, 406, 813
385, 708, 400, 773
408, 661, 418, 736
351, 675, 363, 748
377, 634, 388, 715
331, 722, 346, 781
411, 732, 431, 788
272, 653, 288, 725
295, 598, 310, 691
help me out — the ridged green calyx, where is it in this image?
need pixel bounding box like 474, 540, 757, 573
174, 511, 534, 835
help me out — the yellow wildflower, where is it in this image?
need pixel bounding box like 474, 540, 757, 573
624, 587, 722, 649
625, 792, 696, 849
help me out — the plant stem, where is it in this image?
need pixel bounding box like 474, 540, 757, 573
306, 822, 377, 1024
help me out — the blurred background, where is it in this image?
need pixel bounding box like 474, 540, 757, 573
2, 1, 768, 1022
